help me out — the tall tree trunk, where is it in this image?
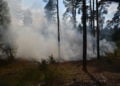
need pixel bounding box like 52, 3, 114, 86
57, 0, 61, 59
82, 0, 87, 70
96, 0, 100, 59
90, 0, 93, 35
92, 0, 96, 54
93, 0, 95, 36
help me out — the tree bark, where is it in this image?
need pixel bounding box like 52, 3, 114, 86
82, 0, 87, 70
96, 0, 100, 59
93, 0, 95, 36
57, 0, 61, 59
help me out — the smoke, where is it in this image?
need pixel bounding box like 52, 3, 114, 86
4, 0, 117, 62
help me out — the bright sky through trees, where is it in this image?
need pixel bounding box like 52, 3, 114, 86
22, 0, 65, 16
21, 0, 118, 23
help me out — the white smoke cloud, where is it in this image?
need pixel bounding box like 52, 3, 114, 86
5, 0, 117, 62
100, 39, 117, 55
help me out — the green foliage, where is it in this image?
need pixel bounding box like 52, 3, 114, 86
0, 69, 44, 86
0, 60, 63, 86
112, 28, 120, 42
34, 59, 62, 86
114, 41, 120, 56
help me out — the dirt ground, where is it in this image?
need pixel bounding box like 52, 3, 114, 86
0, 57, 120, 86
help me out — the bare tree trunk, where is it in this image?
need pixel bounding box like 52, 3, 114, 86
92, 0, 96, 54
96, 0, 100, 59
90, 0, 92, 32
93, 0, 95, 36
57, 0, 61, 59
82, 0, 87, 70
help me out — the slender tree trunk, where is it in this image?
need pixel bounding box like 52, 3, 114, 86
82, 0, 87, 70
92, 0, 96, 54
90, 0, 92, 33
92, 0, 95, 36
57, 0, 61, 59
96, 0, 100, 59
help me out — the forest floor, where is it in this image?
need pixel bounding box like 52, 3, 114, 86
0, 57, 120, 86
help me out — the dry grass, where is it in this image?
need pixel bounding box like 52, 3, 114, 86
0, 57, 120, 86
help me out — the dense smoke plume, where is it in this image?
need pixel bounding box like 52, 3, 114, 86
4, 0, 117, 61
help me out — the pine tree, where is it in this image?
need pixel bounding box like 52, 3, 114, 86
63, 0, 81, 28
44, 0, 57, 22
0, 0, 14, 60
